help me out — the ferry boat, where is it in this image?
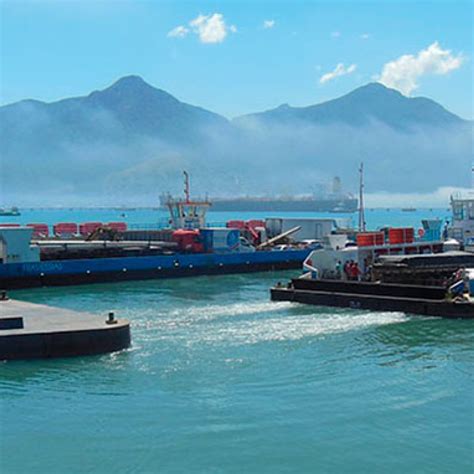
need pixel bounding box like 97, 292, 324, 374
270, 165, 474, 319
0, 173, 324, 290
270, 229, 474, 319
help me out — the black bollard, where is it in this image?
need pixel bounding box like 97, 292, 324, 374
106, 311, 117, 325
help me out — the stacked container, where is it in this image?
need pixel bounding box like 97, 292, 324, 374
356, 232, 385, 247
107, 222, 128, 232
226, 220, 245, 229
79, 222, 102, 236
388, 228, 415, 244
53, 223, 78, 237
26, 223, 49, 238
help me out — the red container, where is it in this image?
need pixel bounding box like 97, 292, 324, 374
107, 222, 127, 232
0, 223, 20, 227
54, 222, 78, 236
26, 223, 49, 237
226, 220, 245, 229
172, 229, 203, 253
246, 220, 265, 229
356, 232, 385, 247
79, 222, 102, 236
388, 227, 414, 244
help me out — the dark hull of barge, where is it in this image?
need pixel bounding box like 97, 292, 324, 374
0, 249, 310, 290
271, 279, 474, 319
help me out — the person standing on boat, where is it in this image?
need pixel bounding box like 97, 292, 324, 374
350, 261, 361, 281
335, 260, 343, 279
343, 261, 350, 280
443, 221, 449, 240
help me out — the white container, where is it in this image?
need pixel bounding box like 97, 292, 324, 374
0, 227, 40, 263
200, 228, 241, 253
265, 218, 336, 241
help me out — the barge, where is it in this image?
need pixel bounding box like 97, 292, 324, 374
0, 174, 325, 289
0, 220, 313, 289
0, 242, 310, 290
271, 278, 474, 319
270, 228, 474, 319
271, 165, 474, 319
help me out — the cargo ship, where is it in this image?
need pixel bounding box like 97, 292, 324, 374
160, 177, 358, 213
0, 173, 346, 290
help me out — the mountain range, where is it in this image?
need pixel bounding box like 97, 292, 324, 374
0, 75, 471, 205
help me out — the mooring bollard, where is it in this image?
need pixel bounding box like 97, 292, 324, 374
0, 290, 8, 301
106, 311, 117, 325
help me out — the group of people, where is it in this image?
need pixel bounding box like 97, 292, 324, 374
344, 260, 362, 281
334, 260, 362, 281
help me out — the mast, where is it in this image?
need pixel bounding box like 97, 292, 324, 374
358, 162, 366, 232
183, 170, 190, 203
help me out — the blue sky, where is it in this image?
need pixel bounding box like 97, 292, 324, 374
0, 0, 472, 118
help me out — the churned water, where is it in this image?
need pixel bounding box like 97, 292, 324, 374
0, 208, 473, 473
1, 272, 473, 473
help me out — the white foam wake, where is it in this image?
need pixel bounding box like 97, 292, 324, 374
195, 310, 408, 345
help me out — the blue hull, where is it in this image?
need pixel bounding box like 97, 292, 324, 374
0, 250, 310, 289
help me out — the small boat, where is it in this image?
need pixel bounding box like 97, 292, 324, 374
0, 207, 20, 217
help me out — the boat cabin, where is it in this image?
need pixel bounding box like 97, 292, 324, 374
450, 192, 474, 247
302, 228, 444, 281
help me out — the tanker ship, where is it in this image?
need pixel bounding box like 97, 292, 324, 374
160, 177, 358, 213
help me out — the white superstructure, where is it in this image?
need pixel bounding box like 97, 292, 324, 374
449, 165, 474, 249
450, 192, 474, 247
0, 227, 40, 264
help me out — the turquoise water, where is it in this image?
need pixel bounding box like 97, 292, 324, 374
1, 208, 473, 473
0, 207, 451, 231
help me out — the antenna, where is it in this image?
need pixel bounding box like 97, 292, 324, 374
183, 170, 190, 203
358, 162, 366, 232
472, 163, 474, 189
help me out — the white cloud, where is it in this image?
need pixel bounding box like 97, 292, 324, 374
320, 63, 357, 84
378, 41, 464, 95
360, 33, 370, 40
168, 13, 236, 44
189, 13, 235, 43
331, 31, 341, 38
167, 25, 189, 38
263, 19, 275, 29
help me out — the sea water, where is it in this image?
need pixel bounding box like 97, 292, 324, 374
0, 209, 472, 473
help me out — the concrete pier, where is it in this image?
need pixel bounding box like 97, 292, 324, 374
0, 298, 131, 360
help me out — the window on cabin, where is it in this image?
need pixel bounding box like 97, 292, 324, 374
468, 202, 474, 220
452, 202, 464, 220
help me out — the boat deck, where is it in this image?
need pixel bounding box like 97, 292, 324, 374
0, 298, 131, 360
271, 279, 474, 319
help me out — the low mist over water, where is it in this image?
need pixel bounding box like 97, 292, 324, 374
1, 79, 471, 206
